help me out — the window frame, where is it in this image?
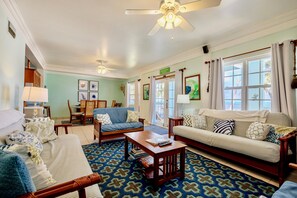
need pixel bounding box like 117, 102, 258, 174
127, 82, 135, 107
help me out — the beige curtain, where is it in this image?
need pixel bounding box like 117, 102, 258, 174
149, 77, 156, 124
271, 40, 296, 126
209, 58, 224, 109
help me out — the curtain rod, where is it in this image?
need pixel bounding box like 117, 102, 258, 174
148, 67, 186, 79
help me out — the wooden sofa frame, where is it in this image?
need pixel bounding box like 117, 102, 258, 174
19, 173, 102, 198
169, 117, 297, 185
94, 118, 145, 145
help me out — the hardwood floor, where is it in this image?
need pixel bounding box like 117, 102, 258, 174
55, 122, 297, 188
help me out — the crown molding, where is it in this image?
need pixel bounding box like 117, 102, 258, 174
46, 64, 128, 79
1, 0, 47, 68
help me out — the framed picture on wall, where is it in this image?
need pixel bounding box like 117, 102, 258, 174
90, 81, 99, 91
143, 84, 150, 100
78, 91, 88, 101
78, 79, 88, 91
185, 74, 201, 100
89, 92, 98, 100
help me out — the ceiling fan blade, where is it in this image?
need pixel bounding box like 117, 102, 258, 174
179, 0, 221, 13
125, 9, 161, 15
179, 16, 195, 32
148, 23, 161, 36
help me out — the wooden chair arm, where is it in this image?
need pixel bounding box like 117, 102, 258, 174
138, 118, 145, 124
94, 119, 102, 133
279, 130, 297, 142
54, 124, 72, 135
168, 117, 184, 138
19, 173, 102, 198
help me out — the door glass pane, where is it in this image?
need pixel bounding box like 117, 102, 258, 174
155, 82, 165, 125
168, 80, 175, 118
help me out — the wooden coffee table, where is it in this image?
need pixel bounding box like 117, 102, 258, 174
124, 131, 186, 186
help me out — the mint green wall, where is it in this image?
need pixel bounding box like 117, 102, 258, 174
45, 71, 125, 118
0, 6, 26, 111
131, 26, 297, 122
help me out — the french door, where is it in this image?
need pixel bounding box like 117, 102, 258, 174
154, 77, 175, 127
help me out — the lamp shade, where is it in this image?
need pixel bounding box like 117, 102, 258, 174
22, 87, 48, 103
177, 94, 190, 104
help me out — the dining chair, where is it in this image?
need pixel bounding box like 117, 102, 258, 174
97, 100, 107, 108
83, 100, 95, 125
67, 100, 84, 124
80, 100, 87, 112
111, 100, 116, 107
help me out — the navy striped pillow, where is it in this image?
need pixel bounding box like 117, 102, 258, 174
213, 119, 235, 135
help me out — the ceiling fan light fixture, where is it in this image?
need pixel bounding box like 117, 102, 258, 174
165, 11, 176, 23
165, 21, 174, 29
157, 16, 166, 27
174, 15, 182, 27
97, 66, 107, 74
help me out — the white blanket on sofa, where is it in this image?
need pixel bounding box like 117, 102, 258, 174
199, 108, 269, 122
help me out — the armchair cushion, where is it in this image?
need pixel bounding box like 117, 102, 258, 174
101, 122, 143, 132
0, 150, 36, 197
93, 107, 134, 123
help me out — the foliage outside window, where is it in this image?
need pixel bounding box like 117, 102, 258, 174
224, 54, 272, 111
127, 82, 135, 107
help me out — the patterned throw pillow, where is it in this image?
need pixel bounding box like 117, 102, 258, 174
191, 115, 207, 129
264, 125, 296, 145
6, 131, 43, 153
246, 122, 269, 140
26, 117, 50, 123
213, 119, 235, 135
183, 115, 192, 127
24, 120, 57, 143
97, 114, 112, 125
0, 144, 56, 190
126, 110, 139, 123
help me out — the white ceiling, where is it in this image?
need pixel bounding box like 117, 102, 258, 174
13, 0, 297, 78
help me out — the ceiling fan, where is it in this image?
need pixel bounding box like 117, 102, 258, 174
125, 0, 221, 36
96, 60, 115, 74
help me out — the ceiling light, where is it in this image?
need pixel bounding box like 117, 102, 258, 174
157, 16, 166, 27
97, 66, 107, 74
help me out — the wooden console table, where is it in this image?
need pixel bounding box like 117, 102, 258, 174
124, 131, 186, 187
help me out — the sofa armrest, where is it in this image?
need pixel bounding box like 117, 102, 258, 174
54, 124, 72, 135
168, 117, 183, 138
19, 173, 102, 198
138, 118, 145, 124
94, 119, 102, 133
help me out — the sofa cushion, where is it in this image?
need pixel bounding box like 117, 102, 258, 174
213, 119, 235, 135
97, 114, 112, 125
0, 144, 56, 190
6, 130, 43, 153
173, 126, 213, 146
233, 120, 253, 137
210, 133, 280, 163
93, 107, 134, 123
126, 110, 139, 122
0, 150, 36, 197
41, 134, 102, 198
246, 122, 269, 140
206, 116, 217, 131
101, 122, 143, 132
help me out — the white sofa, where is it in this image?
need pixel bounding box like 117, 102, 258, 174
169, 109, 297, 185
0, 109, 103, 198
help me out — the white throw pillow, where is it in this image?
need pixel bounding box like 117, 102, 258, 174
0, 144, 56, 190
97, 114, 112, 125
191, 115, 207, 129
246, 122, 270, 140
6, 130, 43, 153
126, 110, 139, 122
24, 120, 57, 143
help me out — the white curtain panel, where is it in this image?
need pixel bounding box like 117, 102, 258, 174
271, 40, 296, 126
125, 82, 129, 107
209, 58, 224, 109
149, 77, 156, 124
174, 69, 183, 117
134, 80, 140, 112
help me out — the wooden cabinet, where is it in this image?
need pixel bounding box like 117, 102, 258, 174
24, 68, 41, 87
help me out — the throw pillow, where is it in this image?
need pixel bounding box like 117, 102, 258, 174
0, 144, 56, 190
246, 122, 269, 140
26, 117, 50, 123
183, 115, 192, 127
24, 119, 57, 143
126, 110, 139, 122
0, 150, 36, 197
191, 115, 207, 129
6, 130, 43, 153
264, 125, 296, 145
213, 119, 235, 135
97, 114, 112, 125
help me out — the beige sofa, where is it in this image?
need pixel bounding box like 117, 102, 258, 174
169, 109, 297, 185
0, 109, 103, 198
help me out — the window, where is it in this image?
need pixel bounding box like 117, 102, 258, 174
127, 82, 135, 107
224, 53, 272, 111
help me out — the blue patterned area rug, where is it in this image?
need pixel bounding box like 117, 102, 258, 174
82, 141, 277, 197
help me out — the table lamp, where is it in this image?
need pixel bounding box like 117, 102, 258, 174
177, 94, 190, 116
22, 87, 48, 118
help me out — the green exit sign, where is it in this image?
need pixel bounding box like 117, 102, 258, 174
160, 67, 170, 75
